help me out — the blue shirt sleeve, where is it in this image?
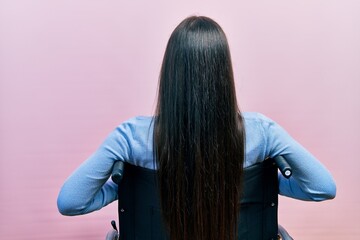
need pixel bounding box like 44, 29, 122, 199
259, 114, 336, 201
57, 121, 133, 216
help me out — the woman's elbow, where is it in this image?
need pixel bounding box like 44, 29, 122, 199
57, 196, 77, 216
310, 181, 337, 201
324, 181, 337, 200
57, 192, 87, 216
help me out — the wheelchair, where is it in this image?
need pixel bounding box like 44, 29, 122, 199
106, 156, 293, 240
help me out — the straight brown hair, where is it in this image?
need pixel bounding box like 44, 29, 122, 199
154, 16, 245, 240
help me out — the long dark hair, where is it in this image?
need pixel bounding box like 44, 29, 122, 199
154, 16, 245, 240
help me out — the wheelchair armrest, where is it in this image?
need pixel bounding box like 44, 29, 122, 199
111, 161, 125, 185
274, 156, 292, 178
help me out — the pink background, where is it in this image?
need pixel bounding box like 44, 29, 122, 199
1, 0, 359, 239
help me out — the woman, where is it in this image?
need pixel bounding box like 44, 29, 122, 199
58, 16, 336, 240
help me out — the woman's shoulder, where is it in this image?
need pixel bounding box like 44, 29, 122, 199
241, 112, 277, 165
242, 112, 276, 127
119, 113, 276, 131
121, 115, 154, 125
116, 113, 278, 137
114, 115, 154, 132
114, 115, 154, 140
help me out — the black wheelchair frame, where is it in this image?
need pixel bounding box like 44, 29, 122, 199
107, 156, 293, 240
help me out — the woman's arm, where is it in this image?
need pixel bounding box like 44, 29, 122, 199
57, 122, 132, 216
261, 114, 336, 201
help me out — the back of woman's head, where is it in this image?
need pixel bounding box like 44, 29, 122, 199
154, 16, 245, 240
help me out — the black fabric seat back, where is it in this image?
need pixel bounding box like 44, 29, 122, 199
117, 159, 279, 240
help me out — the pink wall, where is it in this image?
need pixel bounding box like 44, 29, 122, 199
1, 0, 359, 239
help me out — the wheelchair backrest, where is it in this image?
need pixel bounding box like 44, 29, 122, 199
116, 159, 279, 240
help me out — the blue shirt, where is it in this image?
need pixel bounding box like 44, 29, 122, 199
57, 112, 336, 216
